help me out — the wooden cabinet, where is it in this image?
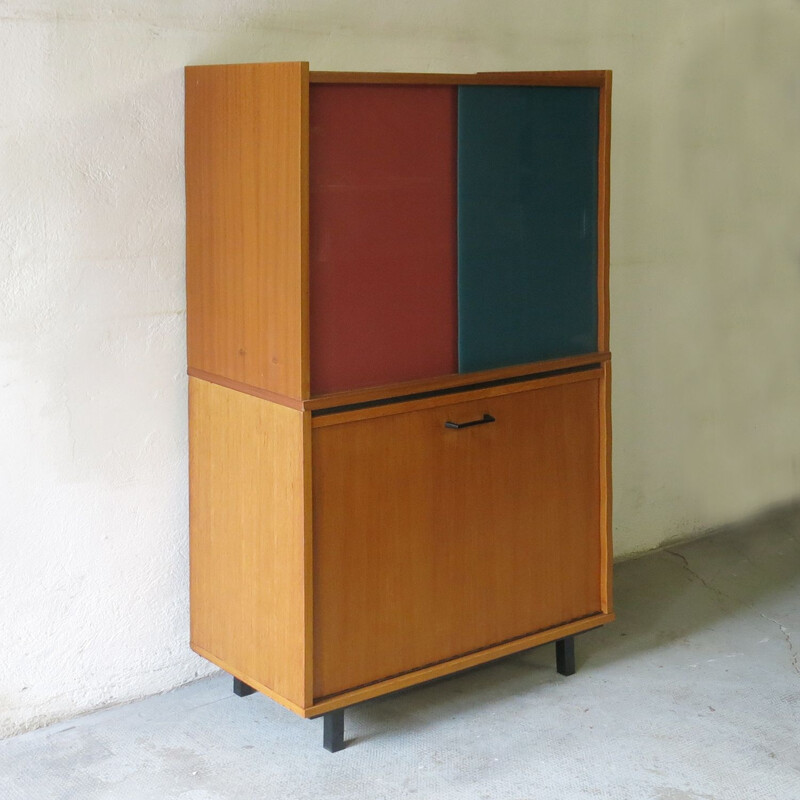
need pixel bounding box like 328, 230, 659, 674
185, 62, 613, 749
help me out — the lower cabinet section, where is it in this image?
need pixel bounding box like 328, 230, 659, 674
312, 370, 603, 697
188, 364, 612, 724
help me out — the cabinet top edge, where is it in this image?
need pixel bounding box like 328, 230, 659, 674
184, 62, 610, 87
310, 70, 610, 87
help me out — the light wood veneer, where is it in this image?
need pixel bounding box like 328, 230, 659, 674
313, 372, 603, 698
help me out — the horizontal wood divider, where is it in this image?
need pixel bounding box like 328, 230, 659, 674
304, 352, 611, 411
311, 367, 603, 428
189, 353, 611, 413
307, 612, 615, 718
187, 368, 305, 410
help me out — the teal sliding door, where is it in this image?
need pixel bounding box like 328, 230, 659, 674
457, 86, 599, 373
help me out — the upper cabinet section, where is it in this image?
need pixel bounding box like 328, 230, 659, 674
185, 64, 611, 405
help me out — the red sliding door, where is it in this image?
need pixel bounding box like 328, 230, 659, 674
309, 84, 458, 395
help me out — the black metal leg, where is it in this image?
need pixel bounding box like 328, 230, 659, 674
233, 677, 256, 697
323, 708, 345, 752
556, 636, 576, 676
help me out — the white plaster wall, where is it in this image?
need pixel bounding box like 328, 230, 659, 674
1, 0, 799, 737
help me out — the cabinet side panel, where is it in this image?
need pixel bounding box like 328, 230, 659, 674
457, 85, 599, 372
189, 378, 308, 707
309, 84, 458, 394
186, 62, 308, 399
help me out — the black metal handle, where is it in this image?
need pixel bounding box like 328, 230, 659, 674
445, 413, 495, 430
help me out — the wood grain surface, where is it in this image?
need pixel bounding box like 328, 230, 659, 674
307, 612, 614, 713
312, 373, 603, 698
312, 367, 602, 428
186, 62, 309, 399
189, 377, 310, 707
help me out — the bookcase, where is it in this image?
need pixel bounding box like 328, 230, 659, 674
185, 62, 613, 751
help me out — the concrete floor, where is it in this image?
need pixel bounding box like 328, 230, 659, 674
3, 504, 799, 800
